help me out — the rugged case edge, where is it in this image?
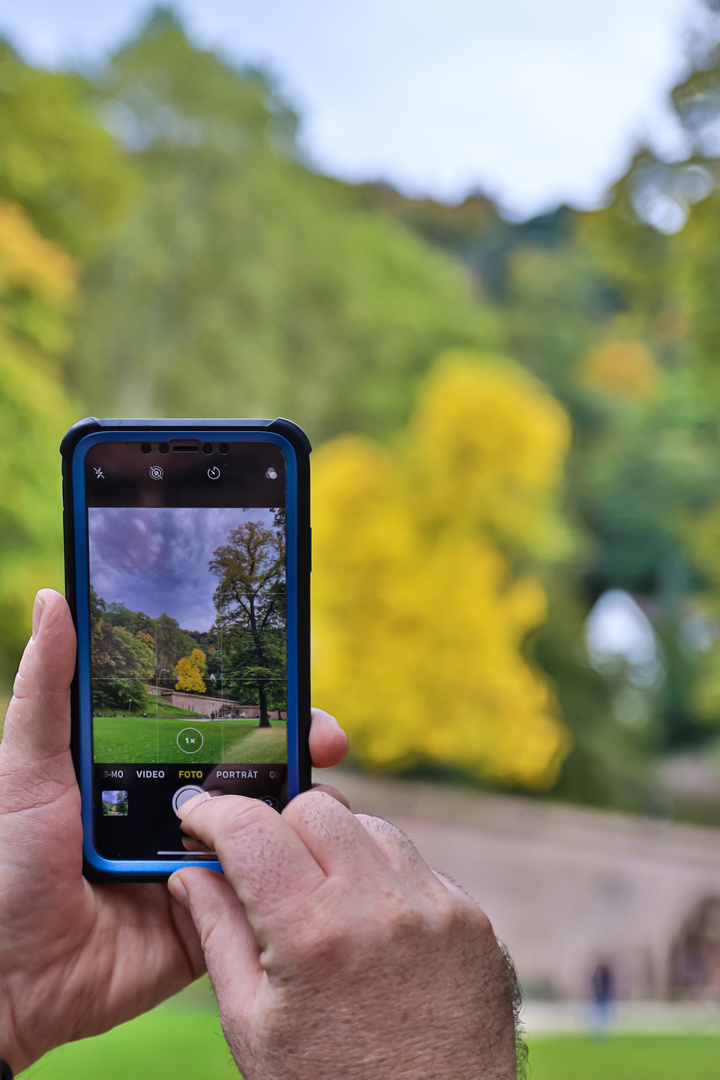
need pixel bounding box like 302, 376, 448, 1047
61, 417, 312, 883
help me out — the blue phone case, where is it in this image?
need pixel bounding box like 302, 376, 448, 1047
61, 417, 312, 881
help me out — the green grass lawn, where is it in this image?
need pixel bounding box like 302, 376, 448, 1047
22, 1009, 241, 1079
93, 715, 287, 764
526, 1034, 720, 1079
19, 1018, 720, 1079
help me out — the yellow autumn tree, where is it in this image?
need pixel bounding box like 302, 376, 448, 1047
312, 352, 572, 789
174, 648, 207, 694
0, 201, 77, 680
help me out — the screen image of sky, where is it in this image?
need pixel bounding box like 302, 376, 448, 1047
89, 506, 275, 632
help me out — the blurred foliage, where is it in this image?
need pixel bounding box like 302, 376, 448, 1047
66, 9, 501, 440
7, 4, 720, 810
0, 43, 134, 255
0, 200, 75, 681
578, 340, 659, 400
352, 1, 720, 807
312, 354, 571, 788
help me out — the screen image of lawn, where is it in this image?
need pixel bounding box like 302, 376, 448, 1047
93, 714, 287, 765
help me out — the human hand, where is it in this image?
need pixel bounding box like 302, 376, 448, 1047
0, 589, 348, 1075
169, 790, 519, 1080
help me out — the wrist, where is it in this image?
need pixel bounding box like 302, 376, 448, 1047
0, 1033, 26, 1077
0, 991, 39, 1077
0, 1032, 22, 1079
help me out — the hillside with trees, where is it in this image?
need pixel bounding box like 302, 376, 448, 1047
5, 4, 720, 815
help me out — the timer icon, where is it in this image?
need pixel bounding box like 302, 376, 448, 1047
207, 466, 221, 480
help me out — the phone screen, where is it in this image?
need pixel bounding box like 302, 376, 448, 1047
80, 436, 293, 861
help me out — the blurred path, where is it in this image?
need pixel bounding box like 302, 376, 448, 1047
522, 1000, 720, 1035
317, 767, 720, 1001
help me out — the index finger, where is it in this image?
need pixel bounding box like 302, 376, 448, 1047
308, 708, 348, 769
177, 794, 326, 924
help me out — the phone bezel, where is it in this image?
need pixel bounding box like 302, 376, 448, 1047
63, 420, 309, 881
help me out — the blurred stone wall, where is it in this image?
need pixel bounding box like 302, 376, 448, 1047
321, 769, 720, 1001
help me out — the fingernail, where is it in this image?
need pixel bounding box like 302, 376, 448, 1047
31, 592, 45, 640
167, 873, 190, 909
176, 790, 211, 820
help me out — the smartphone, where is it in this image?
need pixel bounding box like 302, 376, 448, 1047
61, 418, 311, 881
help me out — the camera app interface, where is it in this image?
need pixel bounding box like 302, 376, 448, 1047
84, 439, 289, 860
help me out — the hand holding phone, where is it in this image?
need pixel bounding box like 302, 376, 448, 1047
169, 791, 519, 1080
0, 588, 347, 1076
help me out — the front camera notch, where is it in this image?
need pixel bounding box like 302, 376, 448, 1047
138, 439, 222, 454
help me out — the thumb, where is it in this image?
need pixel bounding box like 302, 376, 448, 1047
169, 866, 263, 1021
1, 590, 76, 789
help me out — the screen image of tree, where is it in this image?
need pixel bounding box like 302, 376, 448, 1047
87, 506, 288, 765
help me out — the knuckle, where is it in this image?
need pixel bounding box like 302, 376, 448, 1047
284, 787, 333, 821
428, 889, 495, 950
339, 885, 429, 954
204, 795, 273, 848
309, 783, 350, 809
385, 892, 426, 939
468, 900, 496, 941
425, 890, 466, 941
463, 904, 502, 963
283, 788, 347, 838
355, 813, 400, 836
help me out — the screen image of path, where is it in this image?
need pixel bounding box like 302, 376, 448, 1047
88, 506, 288, 768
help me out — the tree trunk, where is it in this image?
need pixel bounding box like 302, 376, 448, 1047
257, 681, 271, 727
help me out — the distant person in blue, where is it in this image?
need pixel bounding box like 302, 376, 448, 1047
590, 960, 616, 1035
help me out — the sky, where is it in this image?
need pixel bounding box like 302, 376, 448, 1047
0, 0, 705, 217
89, 506, 274, 630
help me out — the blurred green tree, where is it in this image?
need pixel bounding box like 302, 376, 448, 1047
0, 42, 134, 256
0, 200, 76, 681
68, 8, 502, 440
